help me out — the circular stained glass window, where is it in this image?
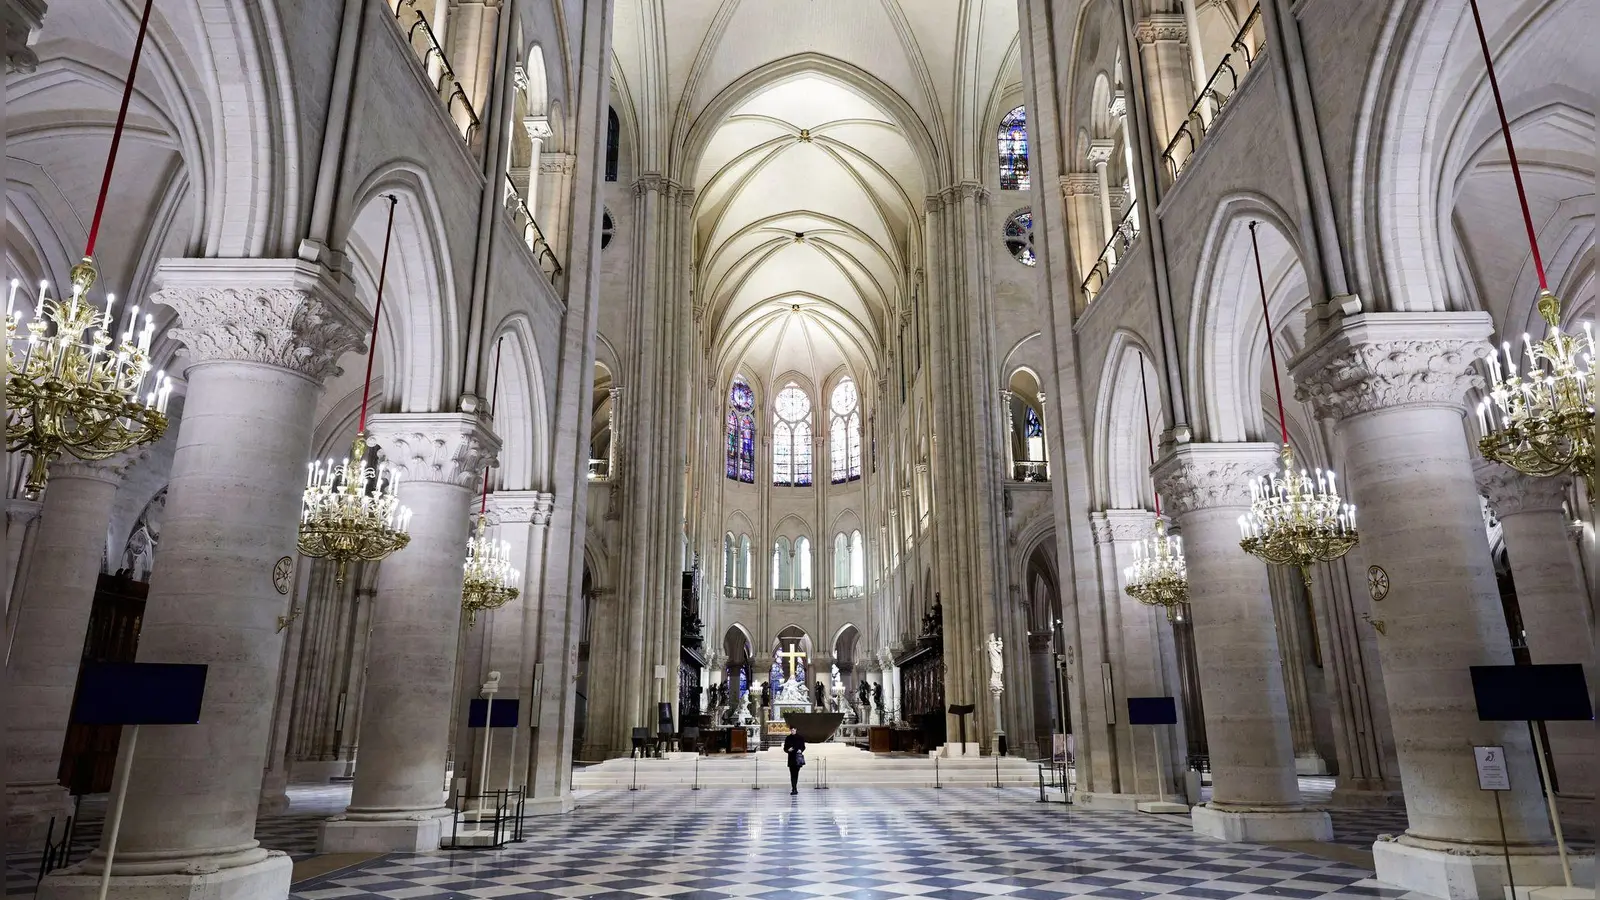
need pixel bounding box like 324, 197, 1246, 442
600, 208, 615, 249
730, 376, 754, 412
1004, 207, 1035, 267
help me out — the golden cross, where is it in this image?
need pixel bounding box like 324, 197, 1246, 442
777, 643, 807, 680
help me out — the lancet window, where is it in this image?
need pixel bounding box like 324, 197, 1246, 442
772, 384, 812, 486
999, 106, 1030, 191
725, 375, 756, 483
829, 378, 862, 483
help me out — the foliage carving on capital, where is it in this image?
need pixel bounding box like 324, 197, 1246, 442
1151, 446, 1277, 517
489, 490, 557, 526
1291, 323, 1491, 421
50, 450, 146, 485
366, 413, 502, 488
1476, 466, 1570, 518
158, 286, 366, 382
1135, 14, 1188, 43
1060, 174, 1100, 197
1096, 509, 1156, 543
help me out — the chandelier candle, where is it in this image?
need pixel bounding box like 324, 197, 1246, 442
5, 265, 171, 498
1236, 221, 1358, 584
296, 195, 413, 581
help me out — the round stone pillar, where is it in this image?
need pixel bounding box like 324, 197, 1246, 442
319, 412, 498, 854
37, 259, 366, 900
1152, 443, 1331, 842
1293, 313, 1583, 897
1477, 467, 1594, 803
6, 455, 136, 846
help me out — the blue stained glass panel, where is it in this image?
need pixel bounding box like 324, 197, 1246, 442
1025, 406, 1043, 437
999, 106, 1030, 192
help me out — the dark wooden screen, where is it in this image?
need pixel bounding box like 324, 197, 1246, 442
57, 574, 148, 794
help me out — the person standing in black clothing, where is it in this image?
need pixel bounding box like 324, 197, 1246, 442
783, 731, 806, 794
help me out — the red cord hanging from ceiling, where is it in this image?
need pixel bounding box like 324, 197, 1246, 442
1250, 221, 1291, 447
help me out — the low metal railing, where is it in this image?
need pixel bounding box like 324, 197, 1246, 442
441, 787, 526, 850
1160, 4, 1265, 181
773, 588, 813, 602
832, 585, 864, 599
587, 458, 609, 480
1081, 201, 1140, 302
723, 585, 753, 599
503, 175, 564, 279
389, 1, 480, 144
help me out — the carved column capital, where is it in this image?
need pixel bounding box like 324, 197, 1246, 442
7, 497, 43, 528
366, 412, 501, 488
1475, 464, 1570, 519
1028, 631, 1054, 652
1135, 13, 1188, 44
3, 0, 44, 74
1151, 443, 1279, 517
49, 449, 145, 486
1290, 312, 1493, 422
1092, 508, 1158, 544
1060, 173, 1100, 197
487, 490, 557, 526
152, 258, 366, 384
1086, 139, 1116, 166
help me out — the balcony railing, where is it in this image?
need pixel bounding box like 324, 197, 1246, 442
389, 1, 480, 144
1160, 4, 1265, 181
774, 588, 813, 602
587, 458, 609, 480
833, 585, 864, 600
1013, 461, 1050, 483
1080, 201, 1140, 302
723, 585, 753, 600
503, 175, 563, 279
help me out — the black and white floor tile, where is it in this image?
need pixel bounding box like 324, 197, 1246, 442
289, 788, 1425, 900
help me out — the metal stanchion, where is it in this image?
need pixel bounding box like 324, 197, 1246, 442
934, 754, 942, 789
629, 752, 640, 792
692, 756, 700, 791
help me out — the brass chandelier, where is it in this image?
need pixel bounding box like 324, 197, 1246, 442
1236, 222, 1358, 587
297, 196, 412, 584
461, 337, 518, 626
5, 0, 170, 499
1467, 0, 1593, 493
1123, 357, 1188, 619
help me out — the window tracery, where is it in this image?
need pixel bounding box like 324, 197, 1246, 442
1004, 208, 1036, 267
829, 378, 862, 483
725, 375, 755, 483
772, 384, 812, 486
999, 106, 1030, 191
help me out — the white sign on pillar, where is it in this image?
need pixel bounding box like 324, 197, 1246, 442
1474, 745, 1510, 791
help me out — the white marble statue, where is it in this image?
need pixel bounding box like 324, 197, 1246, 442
776, 675, 809, 705
986, 633, 1004, 694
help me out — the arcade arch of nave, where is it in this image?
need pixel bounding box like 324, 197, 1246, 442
1, 0, 1593, 898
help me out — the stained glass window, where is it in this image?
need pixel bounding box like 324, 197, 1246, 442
605, 107, 620, 182
999, 106, 1029, 191
1004, 208, 1036, 267
726, 375, 756, 483
829, 378, 862, 483
773, 384, 812, 486
1024, 406, 1043, 437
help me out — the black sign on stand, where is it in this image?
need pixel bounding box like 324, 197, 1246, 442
1470, 664, 1591, 891
71, 662, 209, 899
1126, 697, 1178, 726
467, 699, 520, 729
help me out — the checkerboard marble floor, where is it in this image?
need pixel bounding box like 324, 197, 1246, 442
289, 788, 1429, 900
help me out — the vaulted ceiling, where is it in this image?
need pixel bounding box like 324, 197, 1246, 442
612, 0, 1022, 391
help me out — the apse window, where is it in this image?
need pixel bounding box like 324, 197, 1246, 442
1004, 207, 1036, 267
829, 377, 862, 483
772, 384, 813, 486
725, 375, 756, 483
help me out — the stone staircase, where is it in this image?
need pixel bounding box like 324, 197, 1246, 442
572, 744, 1042, 790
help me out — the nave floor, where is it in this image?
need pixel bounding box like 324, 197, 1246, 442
9, 781, 1587, 900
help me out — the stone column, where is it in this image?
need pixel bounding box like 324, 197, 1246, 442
1292, 313, 1577, 897
521, 117, 550, 215
319, 412, 498, 853
6, 455, 136, 845
1477, 467, 1594, 803
1133, 14, 1195, 157
1087, 141, 1117, 267
37, 259, 365, 900
5, 497, 42, 612
1060, 174, 1104, 298
1028, 632, 1055, 759
1153, 443, 1331, 842
1266, 565, 1329, 775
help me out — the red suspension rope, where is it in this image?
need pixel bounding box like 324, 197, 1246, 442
479, 336, 505, 517
1467, 0, 1548, 291
357, 195, 399, 434
1250, 221, 1290, 446
1138, 359, 1161, 516
84, 0, 158, 259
